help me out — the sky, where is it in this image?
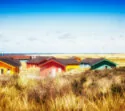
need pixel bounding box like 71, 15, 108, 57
0, 0, 125, 53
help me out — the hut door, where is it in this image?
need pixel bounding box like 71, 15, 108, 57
0, 69, 4, 75
51, 68, 56, 77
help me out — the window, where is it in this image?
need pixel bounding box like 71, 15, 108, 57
7, 69, 10, 74
105, 66, 108, 69
51, 68, 56, 77
58, 68, 62, 73
0, 69, 4, 75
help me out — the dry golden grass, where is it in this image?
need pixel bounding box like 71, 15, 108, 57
54, 54, 125, 67
0, 67, 125, 111
19, 61, 40, 76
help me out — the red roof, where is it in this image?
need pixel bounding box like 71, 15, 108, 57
0, 55, 31, 60
27, 56, 80, 66
38, 59, 65, 68
27, 56, 54, 64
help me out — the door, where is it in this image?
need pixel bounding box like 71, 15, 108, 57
0, 69, 4, 75
58, 68, 62, 73
51, 68, 56, 77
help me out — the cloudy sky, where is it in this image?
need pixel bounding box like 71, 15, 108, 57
0, 0, 125, 53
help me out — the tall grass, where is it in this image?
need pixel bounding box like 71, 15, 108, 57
0, 67, 125, 111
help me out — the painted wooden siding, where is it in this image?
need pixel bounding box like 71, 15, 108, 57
80, 64, 91, 71
80, 64, 90, 68
27, 63, 38, 68
91, 60, 116, 70
66, 65, 80, 71
0, 61, 19, 75
39, 61, 65, 77
94, 64, 112, 70
20, 60, 28, 62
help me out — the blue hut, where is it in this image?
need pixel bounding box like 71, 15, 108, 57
80, 58, 117, 70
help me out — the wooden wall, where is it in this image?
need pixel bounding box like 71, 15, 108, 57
0, 61, 19, 75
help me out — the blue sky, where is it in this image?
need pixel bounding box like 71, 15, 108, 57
0, 0, 125, 53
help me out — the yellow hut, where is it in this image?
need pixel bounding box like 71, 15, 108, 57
57, 58, 80, 71
0, 58, 20, 75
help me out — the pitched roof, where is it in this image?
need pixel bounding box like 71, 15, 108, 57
70, 56, 82, 62
38, 59, 66, 67
27, 56, 80, 66
38, 58, 80, 67
0, 55, 31, 60
56, 58, 80, 65
27, 56, 54, 64
0, 58, 21, 67
82, 58, 105, 66
11, 55, 31, 60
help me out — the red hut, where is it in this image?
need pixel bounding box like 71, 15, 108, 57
27, 56, 79, 77
38, 59, 65, 77
27, 56, 54, 68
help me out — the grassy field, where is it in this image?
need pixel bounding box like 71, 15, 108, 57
0, 67, 125, 111
52, 54, 125, 67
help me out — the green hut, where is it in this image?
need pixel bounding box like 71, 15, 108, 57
81, 58, 117, 70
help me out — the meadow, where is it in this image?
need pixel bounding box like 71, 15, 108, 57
0, 67, 125, 111
53, 53, 125, 67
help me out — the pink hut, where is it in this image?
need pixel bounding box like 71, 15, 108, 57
38, 59, 65, 77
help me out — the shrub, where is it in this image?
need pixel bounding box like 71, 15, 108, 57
111, 84, 122, 94
0, 67, 125, 110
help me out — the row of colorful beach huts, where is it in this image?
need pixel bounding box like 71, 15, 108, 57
0, 55, 117, 77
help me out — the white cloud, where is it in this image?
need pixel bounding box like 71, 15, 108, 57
0, 14, 125, 53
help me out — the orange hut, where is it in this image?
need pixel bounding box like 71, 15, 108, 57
0, 58, 20, 75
